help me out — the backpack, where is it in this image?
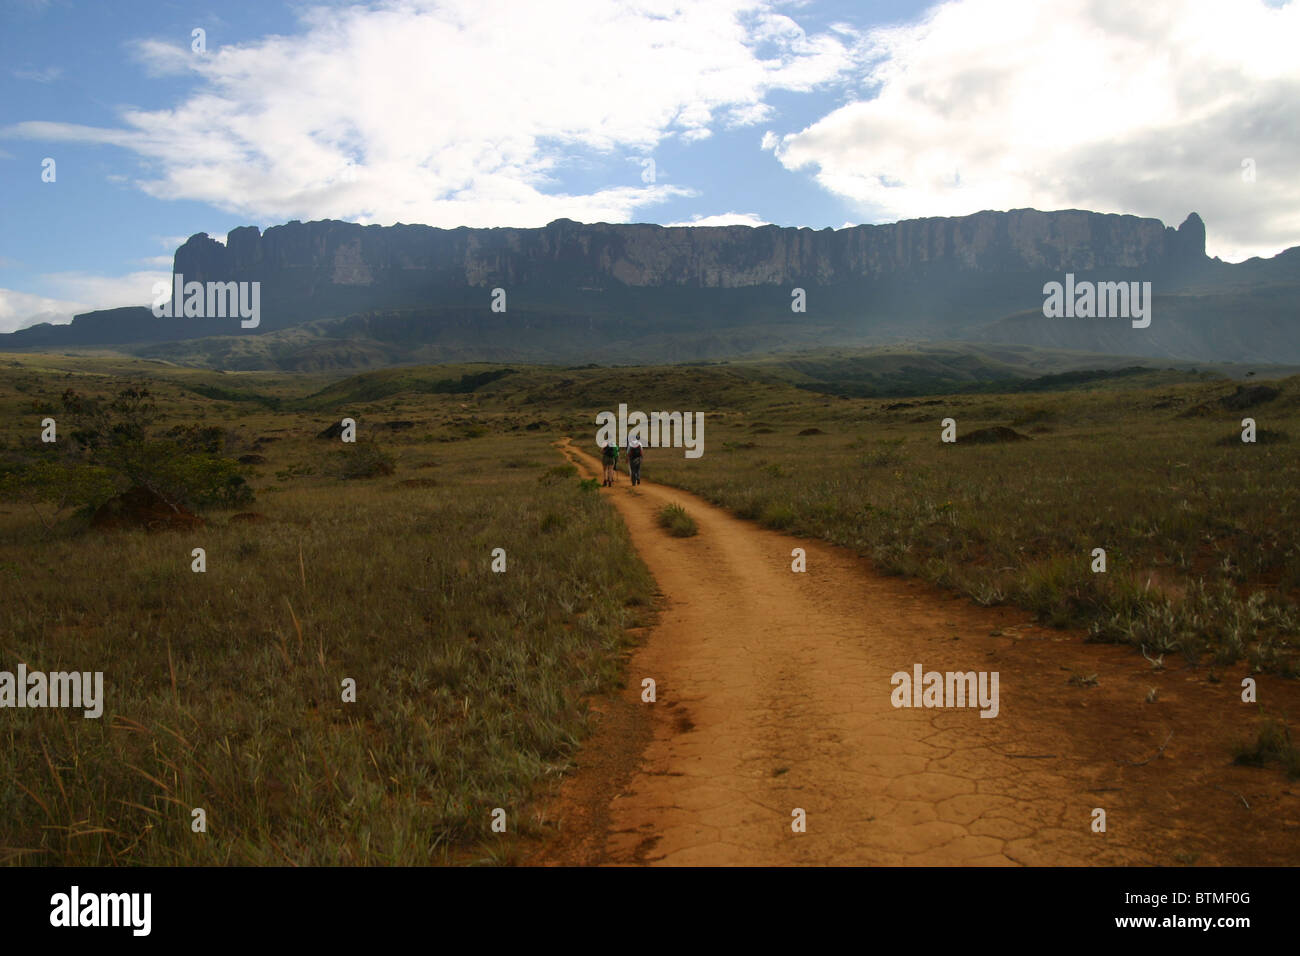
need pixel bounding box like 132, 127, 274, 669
629, 443, 642, 460
602, 444, 616, 463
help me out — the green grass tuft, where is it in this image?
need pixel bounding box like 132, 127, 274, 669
657, 503, 698, 537
1233, 715, 1300, 778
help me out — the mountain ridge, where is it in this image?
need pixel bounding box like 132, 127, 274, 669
6, 207, 1297, 367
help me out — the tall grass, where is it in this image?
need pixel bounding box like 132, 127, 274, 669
0, 400, 653, 864
648, 377, 1300, 674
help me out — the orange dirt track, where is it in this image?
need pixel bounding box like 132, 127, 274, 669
526, 439, 1300, 866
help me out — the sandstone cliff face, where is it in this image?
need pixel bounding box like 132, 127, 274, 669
9, 207, 1228, 355
174, 208, 1207, 293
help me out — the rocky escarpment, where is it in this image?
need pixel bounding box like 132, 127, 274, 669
9, 207, 1264, 361
171, 208, 1207, 294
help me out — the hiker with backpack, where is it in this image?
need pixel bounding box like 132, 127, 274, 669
601, 439, 618, 486
628, 436, 643, 485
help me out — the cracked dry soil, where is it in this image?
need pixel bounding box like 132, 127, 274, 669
526, 440, 1300, 866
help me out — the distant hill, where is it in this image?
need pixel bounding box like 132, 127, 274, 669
261, 346, 1288, 414
6, 208, 1298, 368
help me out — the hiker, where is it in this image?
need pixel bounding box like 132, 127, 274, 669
601, 440, 618, 486
628, 436, 643, 486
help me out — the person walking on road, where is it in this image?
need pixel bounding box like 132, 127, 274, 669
628, 436, 644, 486
601, 440, 618, 487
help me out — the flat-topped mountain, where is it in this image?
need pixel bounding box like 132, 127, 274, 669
171, 208, 1207, 293
8, 209, 1297, 367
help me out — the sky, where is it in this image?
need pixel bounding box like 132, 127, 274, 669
1, 0, 1297, 332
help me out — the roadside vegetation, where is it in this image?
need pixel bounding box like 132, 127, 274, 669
657, 503, 698, 538
0, 357, 653, 864
647, 376, 1300, 676
1, 350, 1296, 866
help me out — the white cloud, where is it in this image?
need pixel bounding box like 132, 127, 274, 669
12, 65, 62, 83
5, 121, 137, 147
0, 270, 170, 332
40, 270, 169, 309
772, 0, 1300, 261
726, 102, 775, 127
0, 289, 87, 333
2, 0, 860, 230
664, 212, 770, 227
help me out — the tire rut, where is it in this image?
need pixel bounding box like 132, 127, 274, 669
526, 439, 1300, 867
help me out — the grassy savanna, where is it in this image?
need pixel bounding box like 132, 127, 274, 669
0, 356, 653, 865
2, 350, 1298, 866
642, 374, 1300, 676
284, 355, 1300, 678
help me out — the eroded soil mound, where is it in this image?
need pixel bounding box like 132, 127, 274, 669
1219, 384, 1280, 411
1181, 384, 1282, 417
317, 420, 348, 439
960, 426, 1031, 444
228, 512, 268, 523
90, 486, 205, 532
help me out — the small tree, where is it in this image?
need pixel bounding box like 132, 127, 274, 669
335, 438, 396, 479
1, 386, 253, 518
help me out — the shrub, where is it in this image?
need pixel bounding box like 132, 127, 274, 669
1, 386, 253, 514
336, 440, 396, 479
657, 503, 698, 537
760, 502, 797, 530
1233, 715, 1300, 778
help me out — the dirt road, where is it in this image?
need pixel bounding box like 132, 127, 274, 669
528, 439, 1300, 866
